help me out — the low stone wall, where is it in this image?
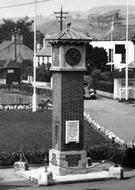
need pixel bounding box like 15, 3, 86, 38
0, 94, 32, 105
96, 90, 113, 99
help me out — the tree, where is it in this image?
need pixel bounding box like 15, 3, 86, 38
86, 44, 108, 73
89, 69, 102, 90
20, 59, 33, 79
0, 19, 15, 42
36, 63, 52, 82
0, 17, 44, 50
16, 17, 34, 50
36, 30, 45, 48
85, 43, 93, 74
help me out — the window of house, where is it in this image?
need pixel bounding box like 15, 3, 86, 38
115, 44, 126, 63
108, 49, 113, 62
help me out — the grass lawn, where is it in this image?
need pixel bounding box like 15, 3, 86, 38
0, 110, 108, 153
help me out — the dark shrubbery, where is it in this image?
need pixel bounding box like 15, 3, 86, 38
0, 83, 52, 97
0, 150, 49, 167
0, 145, 135, 169
38, 98, 52, 110
88, 70, 114, 93
122, 146, 135, 168
0, 151, 20, 166
24, 150, 48, 165
96, 80, 113, 93
87, 144, 135, 169
87, 143, 123, 162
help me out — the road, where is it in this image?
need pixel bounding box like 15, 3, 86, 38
1, 176, 135, 190
84, 96, 135, 145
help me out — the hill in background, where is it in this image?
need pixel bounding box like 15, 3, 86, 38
37, 5, 135, 41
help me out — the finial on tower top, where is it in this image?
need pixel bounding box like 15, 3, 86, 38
67, 22, 71, 30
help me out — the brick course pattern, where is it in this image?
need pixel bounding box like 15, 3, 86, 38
52, 71, 84, 152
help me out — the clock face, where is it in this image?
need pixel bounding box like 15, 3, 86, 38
65, 48, 81, 66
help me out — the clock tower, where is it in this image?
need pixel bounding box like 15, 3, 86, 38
47, 27, 91, 175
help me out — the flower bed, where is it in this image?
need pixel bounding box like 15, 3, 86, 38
0, 102, 53, 111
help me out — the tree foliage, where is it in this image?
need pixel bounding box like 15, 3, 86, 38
0, 19, 15, 41
20, 59, 33, 79
0, 17, 44, 50
86, 44, 108, 73
36, 63, 51, 82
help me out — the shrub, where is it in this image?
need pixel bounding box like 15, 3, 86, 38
0, 150, 49, 167
96, 80, 113, 93
38, 98, 52, 110
122, 147, 135, 168
87, 144, 135, 169
0, 145, 135, 168
0, 151, 19, 166
87, 143, 123, 162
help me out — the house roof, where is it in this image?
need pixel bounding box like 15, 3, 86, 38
128, 60, 135, 68
0, 41, 13, 52
0, 60, 6, 68
36, 46, 51, 57
4, 60, 20, 69
46, 27, 92, 44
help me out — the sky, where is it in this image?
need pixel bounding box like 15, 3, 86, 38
0, 0, 135, 18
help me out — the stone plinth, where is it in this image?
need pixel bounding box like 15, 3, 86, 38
109, 166, 124, 179
49, 148, 87, 175
14, 161, 29, 171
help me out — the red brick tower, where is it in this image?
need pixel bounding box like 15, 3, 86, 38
47, 27, 91, 175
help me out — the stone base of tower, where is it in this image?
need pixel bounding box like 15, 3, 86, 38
49, 148, 87, 176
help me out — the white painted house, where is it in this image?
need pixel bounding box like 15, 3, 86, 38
36, 37, 52, 66
90, 40, 135, 70
91, 40, 135, 99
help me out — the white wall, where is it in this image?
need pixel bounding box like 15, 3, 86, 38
91, 41, 135, 70
37, 56, 52, 66
114, 79, 121, 99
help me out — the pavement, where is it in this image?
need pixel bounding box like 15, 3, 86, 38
0, 162, 135, 186
0, 168, 26, 183
16, 167, 111, 185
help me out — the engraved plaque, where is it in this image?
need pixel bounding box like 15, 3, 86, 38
66, 154, 81, 167
65, 120, 79, 144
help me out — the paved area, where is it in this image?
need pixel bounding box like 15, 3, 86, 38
1, 178, 135, 190
15, 165, 112, 185
0, 168, 26, 183
0, 167, 135, 190
84, 96, 135, 145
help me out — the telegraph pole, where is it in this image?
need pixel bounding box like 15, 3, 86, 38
13, 26, 18, 64
54, 7, 69, 31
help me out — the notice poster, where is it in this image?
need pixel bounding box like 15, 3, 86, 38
65, 120, 79, 144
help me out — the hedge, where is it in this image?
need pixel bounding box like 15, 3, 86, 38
0, 83, 52, 97
96, 80, 114, 93
1, 145, 135, 168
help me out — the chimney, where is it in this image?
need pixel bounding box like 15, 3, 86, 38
12, 34, 23, 44
43, 38, 46, 48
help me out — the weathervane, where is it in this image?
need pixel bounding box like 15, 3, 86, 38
54, 7, 69, 31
